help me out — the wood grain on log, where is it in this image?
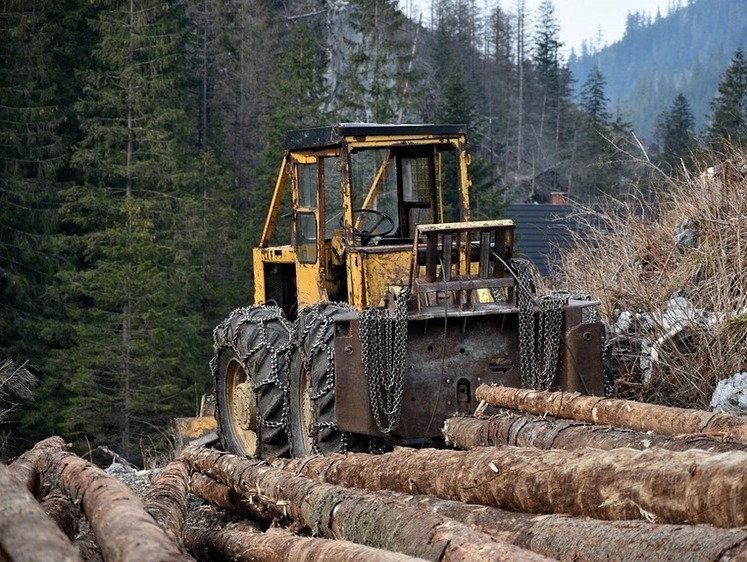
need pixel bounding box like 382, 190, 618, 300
36, 447, 193, 562
181, 445, 550, 562
0, 462, 80, 562
280, 445, 747, 527
474, 385, 747, 440
443, 412, 747, 453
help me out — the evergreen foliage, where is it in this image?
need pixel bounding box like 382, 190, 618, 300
655, 93, 697, 173
706, 48, 747, 152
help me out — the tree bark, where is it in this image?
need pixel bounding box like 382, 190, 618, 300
475, 385, 747, 440
443, 412, 747, 453
7, 436, 67, 496
143, 459, 191, 544
189, 472, 254, 515
180, 445, 550, 561
40, 489, 80, 540
379, 492, 747, 562
185, 505, 428, 562
280, 445, 747, 528
0, 462, 81, 562
36, 447, 193, 562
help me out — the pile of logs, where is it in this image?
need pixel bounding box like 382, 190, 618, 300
5, 385, 747, 561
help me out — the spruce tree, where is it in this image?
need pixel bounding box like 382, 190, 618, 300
56, 0, 208, 462
706, 47, 747, 151
654, 93, 697, 173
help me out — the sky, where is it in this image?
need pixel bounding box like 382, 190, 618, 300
399, 0, 666, 56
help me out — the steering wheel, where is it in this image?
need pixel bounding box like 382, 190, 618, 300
344, 208, 396, 238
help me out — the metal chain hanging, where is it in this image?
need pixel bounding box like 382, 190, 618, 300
359, 289, 409, 435
512, 259, 597, 391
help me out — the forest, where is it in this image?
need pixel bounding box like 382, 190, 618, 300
2, 0, 747, 464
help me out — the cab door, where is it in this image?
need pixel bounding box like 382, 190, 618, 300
291, 154, 327, 308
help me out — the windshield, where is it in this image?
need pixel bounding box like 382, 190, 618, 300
348, 146, 460, 238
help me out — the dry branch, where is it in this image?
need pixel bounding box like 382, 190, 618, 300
7, 436, 67, 496
181, 445, 549, 561
0, 462, 81, 561
382, 493, 747, 562
280, 445, 747, 527
475, 386, 747, 440
143, 459, 191, 544
443, 412, 747, 453
37, 445, 193, 562
185, 505, 427, 562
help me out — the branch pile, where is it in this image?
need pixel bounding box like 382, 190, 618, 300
547, 157, 747, 409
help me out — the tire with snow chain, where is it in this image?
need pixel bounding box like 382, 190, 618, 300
288, 302, 369, 456
212, 305, 293, 458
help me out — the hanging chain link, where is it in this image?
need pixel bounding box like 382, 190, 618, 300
512, 259, 596, 391
359, 289, 409, 435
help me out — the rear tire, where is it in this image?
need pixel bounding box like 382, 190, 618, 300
212, 305, 293, 458
288, 302, 366, 456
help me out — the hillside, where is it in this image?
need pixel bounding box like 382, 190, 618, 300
569, 0, 747, 140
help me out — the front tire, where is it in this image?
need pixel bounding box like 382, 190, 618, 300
212, 305, 293, 458
288, 302, 364, 456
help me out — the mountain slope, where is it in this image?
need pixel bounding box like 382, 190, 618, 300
569, 0, 747, 140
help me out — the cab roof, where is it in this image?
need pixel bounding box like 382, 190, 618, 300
284, 123, 467, 151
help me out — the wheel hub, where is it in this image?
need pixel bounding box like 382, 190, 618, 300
233, 381, 257, 431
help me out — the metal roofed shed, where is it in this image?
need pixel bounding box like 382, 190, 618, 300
504, 201, 578, 277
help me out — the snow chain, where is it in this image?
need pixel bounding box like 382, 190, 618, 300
359, 289, 409, 435
512, 259, 597, 391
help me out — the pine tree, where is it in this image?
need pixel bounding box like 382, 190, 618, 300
56, 0, 208, 462
707, 47, 747, 151
654, 93, 697, 173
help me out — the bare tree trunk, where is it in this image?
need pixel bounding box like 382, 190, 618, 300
443, 412, 747, 453
0, 463, 81, 561
185, 505, 428, 562
475, 385, 747, 440
180, 445, 550, 561
381, 492, 747, 562
143, 459, 191, 544
7, 436, 67, 496
280, 446, 747, 527
36, 447, 193, 562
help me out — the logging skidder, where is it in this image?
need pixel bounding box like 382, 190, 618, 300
199, 123, 605, 459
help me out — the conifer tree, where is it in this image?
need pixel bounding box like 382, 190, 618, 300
57, 0, 208, 461
707, 47, 747, 151
0, 1, 66, 363
655, 93, 697, 173
329, 0, 421, 122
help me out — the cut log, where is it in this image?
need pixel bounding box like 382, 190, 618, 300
75, 527, 103, 562
443, 412, 747, 453
36, 445, 194, 562
0, 462, 81, 561
180, 445, 550, 562
475, 385, 747, 440
185, 505, 428, 562
143, 459, 191, 543
189, 472, 254, 516
40, 489, 80, 540
385, 493, 747, 562
279, 446, 747, 528
6, 436, 67, 495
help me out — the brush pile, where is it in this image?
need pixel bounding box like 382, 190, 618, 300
548, 155, 747, 409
